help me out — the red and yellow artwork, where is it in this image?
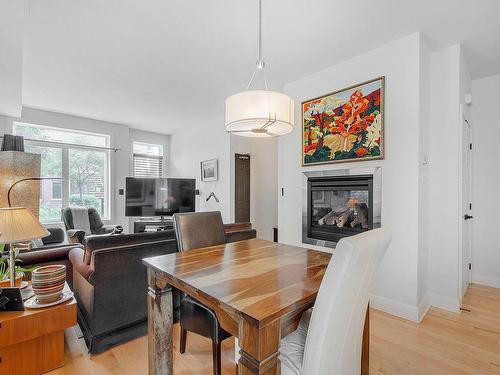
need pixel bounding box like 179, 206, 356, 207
302, 77, 384, 165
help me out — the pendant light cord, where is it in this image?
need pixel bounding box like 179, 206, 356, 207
258, 0, 262, 62
246, 0, 269, 91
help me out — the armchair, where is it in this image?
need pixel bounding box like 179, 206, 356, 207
62, 206, 121, 244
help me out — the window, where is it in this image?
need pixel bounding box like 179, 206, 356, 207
52, 180, 62, 200
14, 122, 110, 223
133, 141, 164, 178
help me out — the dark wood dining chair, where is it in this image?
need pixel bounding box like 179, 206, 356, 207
172, 211, 231, 375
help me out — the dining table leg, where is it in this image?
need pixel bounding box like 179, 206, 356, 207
147, 269, 173, 375
238, 318, 281, 375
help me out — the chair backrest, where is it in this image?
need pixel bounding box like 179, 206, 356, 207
61, 207, 74, 230
62, 206, 91, 233
62, 206, 104, 235
173, 211, 226, 251
301, 228, 392, 375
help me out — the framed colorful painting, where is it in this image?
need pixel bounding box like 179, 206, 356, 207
302, 77, 384, 166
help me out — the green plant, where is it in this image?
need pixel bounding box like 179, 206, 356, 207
0, 255, 33, 281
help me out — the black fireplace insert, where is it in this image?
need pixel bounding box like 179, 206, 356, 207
307, 175, 373, 243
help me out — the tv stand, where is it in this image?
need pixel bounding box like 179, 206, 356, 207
133, 217, 174, 233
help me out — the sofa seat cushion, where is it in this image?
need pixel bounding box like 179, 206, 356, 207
279, 308, 312, 375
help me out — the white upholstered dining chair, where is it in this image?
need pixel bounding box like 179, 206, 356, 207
279, 228, 392, 375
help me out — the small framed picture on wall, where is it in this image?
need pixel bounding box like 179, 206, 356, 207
201, 159, 218, 182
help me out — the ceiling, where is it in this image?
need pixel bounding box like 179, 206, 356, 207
21, 0, 500, 134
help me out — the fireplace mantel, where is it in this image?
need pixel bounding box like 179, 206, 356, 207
302, 167, 382, 248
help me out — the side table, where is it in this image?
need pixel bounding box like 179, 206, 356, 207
0, 282, 77, 374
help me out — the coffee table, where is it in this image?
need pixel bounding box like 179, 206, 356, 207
0, 282, 77, 374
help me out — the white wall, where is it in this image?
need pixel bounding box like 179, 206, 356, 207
279, 33, 425, 321
0, 0, 24, 117
417, 35, 431, 313
0, 107, 170, 233
458, 48, 472, 299
426, 44, 468, 312
230, 135, 278, 240
169, 120, 231, 222
471, 73, 500, 288
169, 121, 278, 236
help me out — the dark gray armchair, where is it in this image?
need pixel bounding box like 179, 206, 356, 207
62, 207, 119, 243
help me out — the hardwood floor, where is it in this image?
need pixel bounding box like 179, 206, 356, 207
49, 284, 500, 374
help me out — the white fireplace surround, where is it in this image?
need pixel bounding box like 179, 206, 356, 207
302, 167, 382, 248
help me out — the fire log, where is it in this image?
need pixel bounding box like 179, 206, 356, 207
351, 203, 369, 229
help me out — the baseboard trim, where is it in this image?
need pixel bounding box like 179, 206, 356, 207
429, 293, 460, 313
370, 294, 420, 322
472, 274, 500, 288
417, 296, 431, 322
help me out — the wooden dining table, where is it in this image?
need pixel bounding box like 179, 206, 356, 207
143, 238, 370, 375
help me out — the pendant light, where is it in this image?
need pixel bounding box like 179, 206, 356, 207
225, 0, 294, 137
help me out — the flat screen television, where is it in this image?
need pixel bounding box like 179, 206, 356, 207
125, 177, 196, 217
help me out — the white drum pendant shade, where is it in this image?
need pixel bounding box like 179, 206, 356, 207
225, 90, 294, 137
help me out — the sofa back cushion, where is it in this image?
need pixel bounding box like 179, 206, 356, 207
42, 227, 66, 245
83, 230, 176, 265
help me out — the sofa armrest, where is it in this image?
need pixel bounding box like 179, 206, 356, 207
67, 229, 86, 244
225, 228, 257, 243
17, 244, 82, 266
224, 222, 252, 232
69, 247, 94, 282
93, 225, 116, 235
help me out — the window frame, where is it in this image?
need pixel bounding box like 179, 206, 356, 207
13, 122, 111, 223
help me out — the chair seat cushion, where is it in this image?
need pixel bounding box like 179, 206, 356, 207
279, 308, 312, 375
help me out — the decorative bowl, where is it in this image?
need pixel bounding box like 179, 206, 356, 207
32, 265, 66, 304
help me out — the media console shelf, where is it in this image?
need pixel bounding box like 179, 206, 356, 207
133, 218, 174, 233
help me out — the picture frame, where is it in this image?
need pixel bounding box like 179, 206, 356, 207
302, 77, 385, 166
200, 159, 218, 182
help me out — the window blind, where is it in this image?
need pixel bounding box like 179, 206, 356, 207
133, 153, 163, 178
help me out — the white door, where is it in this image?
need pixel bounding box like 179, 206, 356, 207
460, 106, 473, 300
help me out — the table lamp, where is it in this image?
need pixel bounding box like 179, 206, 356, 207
0, 207, 49, 287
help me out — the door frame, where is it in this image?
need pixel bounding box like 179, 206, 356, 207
458, 103, 473, 303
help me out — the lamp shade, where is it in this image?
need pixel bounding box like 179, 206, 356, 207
0, 207, 49, 244
225, 90, 294, 137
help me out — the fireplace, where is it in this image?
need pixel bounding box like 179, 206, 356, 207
302, 168, 381, 248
